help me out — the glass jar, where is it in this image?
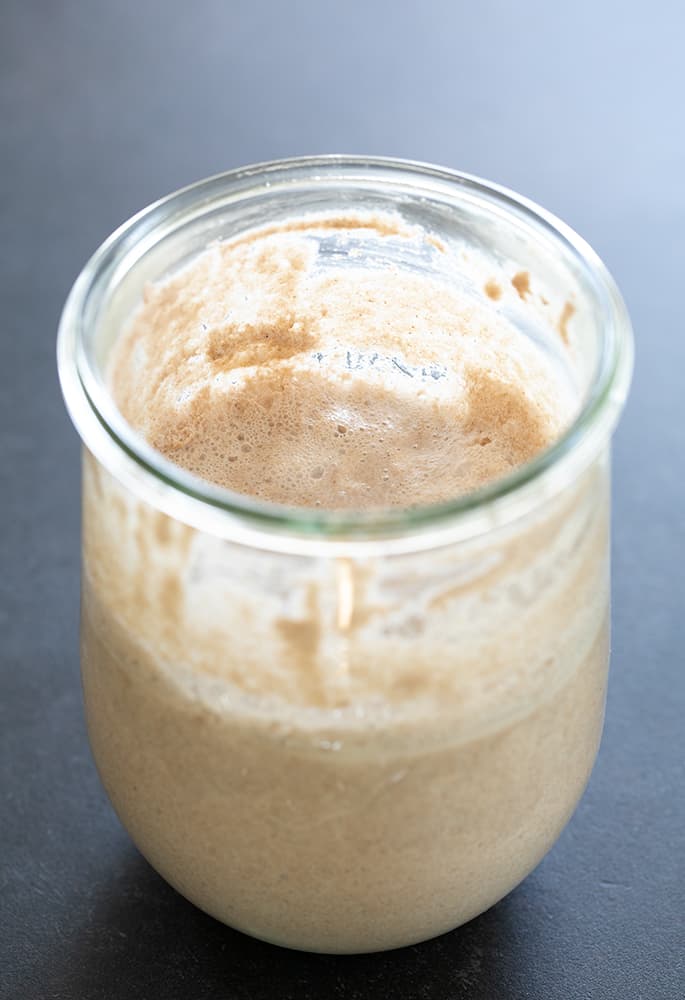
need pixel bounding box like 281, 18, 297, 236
58, 157, 633, 953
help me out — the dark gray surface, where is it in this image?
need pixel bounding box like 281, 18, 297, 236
1, 1, 683, 998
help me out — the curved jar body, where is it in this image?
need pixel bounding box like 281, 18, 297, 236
82, 448, 609, 953
59, 157, 633, 952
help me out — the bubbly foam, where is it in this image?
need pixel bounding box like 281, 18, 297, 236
108, 214, 574, 507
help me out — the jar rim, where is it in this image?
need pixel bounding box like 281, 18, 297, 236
57, 155, 633, 556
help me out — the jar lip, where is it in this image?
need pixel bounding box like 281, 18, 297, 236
57, 155, 634, 555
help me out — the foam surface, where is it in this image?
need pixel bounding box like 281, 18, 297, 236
108, 214, 573, 507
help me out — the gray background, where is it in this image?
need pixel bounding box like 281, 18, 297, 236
1, 1, 683, 998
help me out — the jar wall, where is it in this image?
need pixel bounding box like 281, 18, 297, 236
81, 446, 610, 952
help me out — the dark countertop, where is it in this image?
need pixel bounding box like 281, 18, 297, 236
1, 2, 683, 997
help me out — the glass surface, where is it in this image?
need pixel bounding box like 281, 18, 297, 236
58, 156, 633, 553
58, 157, 633, 953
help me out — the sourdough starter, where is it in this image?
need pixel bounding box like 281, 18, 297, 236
80, 214, 609, 951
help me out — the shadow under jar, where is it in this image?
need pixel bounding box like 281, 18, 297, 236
58, 157, 633, 953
